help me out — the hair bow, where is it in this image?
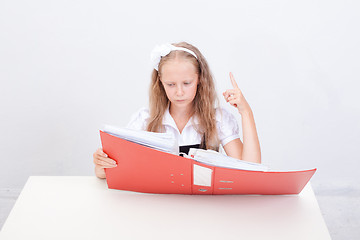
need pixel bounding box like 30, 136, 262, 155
150, 43, 198, 71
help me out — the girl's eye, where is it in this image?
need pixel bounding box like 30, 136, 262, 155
167, 84, 175, 87
184, 82, 191, 85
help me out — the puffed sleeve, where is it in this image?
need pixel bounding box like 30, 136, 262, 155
216, 107, 240, 146
126, 107, 150, 131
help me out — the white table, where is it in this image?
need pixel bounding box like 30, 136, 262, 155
0, 176, 331, 240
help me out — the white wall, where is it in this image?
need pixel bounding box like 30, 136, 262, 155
1, 0, 359, 189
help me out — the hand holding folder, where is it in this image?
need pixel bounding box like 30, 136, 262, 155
100, 128, 316, 195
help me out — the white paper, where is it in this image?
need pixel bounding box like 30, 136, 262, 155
188, 148, 269, 171
102, 125, 179, 155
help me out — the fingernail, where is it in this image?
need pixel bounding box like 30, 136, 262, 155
103, 153, 108, 157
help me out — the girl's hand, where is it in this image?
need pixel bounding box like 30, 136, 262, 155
223, 72, 251, 115
93, 148, 117, 179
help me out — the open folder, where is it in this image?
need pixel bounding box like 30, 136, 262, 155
100, 130, 316, 195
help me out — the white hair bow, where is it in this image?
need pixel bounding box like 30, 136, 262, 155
150, 43, 198, 71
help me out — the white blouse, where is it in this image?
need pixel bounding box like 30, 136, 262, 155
126, 107, 240, 148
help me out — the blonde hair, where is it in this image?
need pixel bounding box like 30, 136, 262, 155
147, 42, 220, 151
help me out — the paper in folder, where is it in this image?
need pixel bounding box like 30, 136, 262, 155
100, 127, 316, 195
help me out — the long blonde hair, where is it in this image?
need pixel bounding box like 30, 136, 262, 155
147, 42, 219, 151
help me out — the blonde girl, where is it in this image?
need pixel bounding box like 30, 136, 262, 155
93, 42, 261, 179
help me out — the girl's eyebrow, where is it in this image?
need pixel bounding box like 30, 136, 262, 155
162, 78, 195, 83
164, 79, 193, 83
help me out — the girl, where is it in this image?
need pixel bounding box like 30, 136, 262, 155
93, 42, 261, 179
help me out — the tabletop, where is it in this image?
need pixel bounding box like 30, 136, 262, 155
0, 176, 331, 240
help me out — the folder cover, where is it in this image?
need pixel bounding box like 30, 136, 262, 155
100, 131, 316, 195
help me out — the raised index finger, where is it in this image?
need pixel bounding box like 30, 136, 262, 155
229, 72, 239, 89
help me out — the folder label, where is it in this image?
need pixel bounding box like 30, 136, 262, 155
193, 164, 213, 187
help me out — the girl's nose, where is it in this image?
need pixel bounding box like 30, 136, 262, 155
176, 86, 184, 96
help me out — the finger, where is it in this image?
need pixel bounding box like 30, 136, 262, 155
93, 153, 109, 164
228, 96, 236, 101
223, 91, 229, 98
225, 89, 243, 100
95, 159, 117, 168
230, 72, 239, 89
97, 160, 117, 168
229, 99, 238, 108
100, 156, 116, 165
229, 98, 238, 104
95, 148, 108, 158
94, 156, 116, 165
223, 89, 237, 97
224, 91, 241, 102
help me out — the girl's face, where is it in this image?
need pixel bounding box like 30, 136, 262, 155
160, 59, 199, 109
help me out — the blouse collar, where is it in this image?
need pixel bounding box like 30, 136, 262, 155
162, 106, 200, 131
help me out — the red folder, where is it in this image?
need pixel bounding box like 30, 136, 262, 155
100, 131, 316, 195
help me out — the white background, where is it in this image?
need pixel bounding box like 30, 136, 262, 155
0, 0, 359, 190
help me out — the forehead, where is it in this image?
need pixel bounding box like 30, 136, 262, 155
160, 60, 198, 81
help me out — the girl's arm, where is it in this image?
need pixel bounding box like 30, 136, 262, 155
222, 72, 261, 163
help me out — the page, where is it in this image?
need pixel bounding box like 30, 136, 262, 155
188, 148, 269, 171
102, 125, 179, 154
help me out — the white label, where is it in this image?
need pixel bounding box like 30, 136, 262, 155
193, 164, 212, 187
